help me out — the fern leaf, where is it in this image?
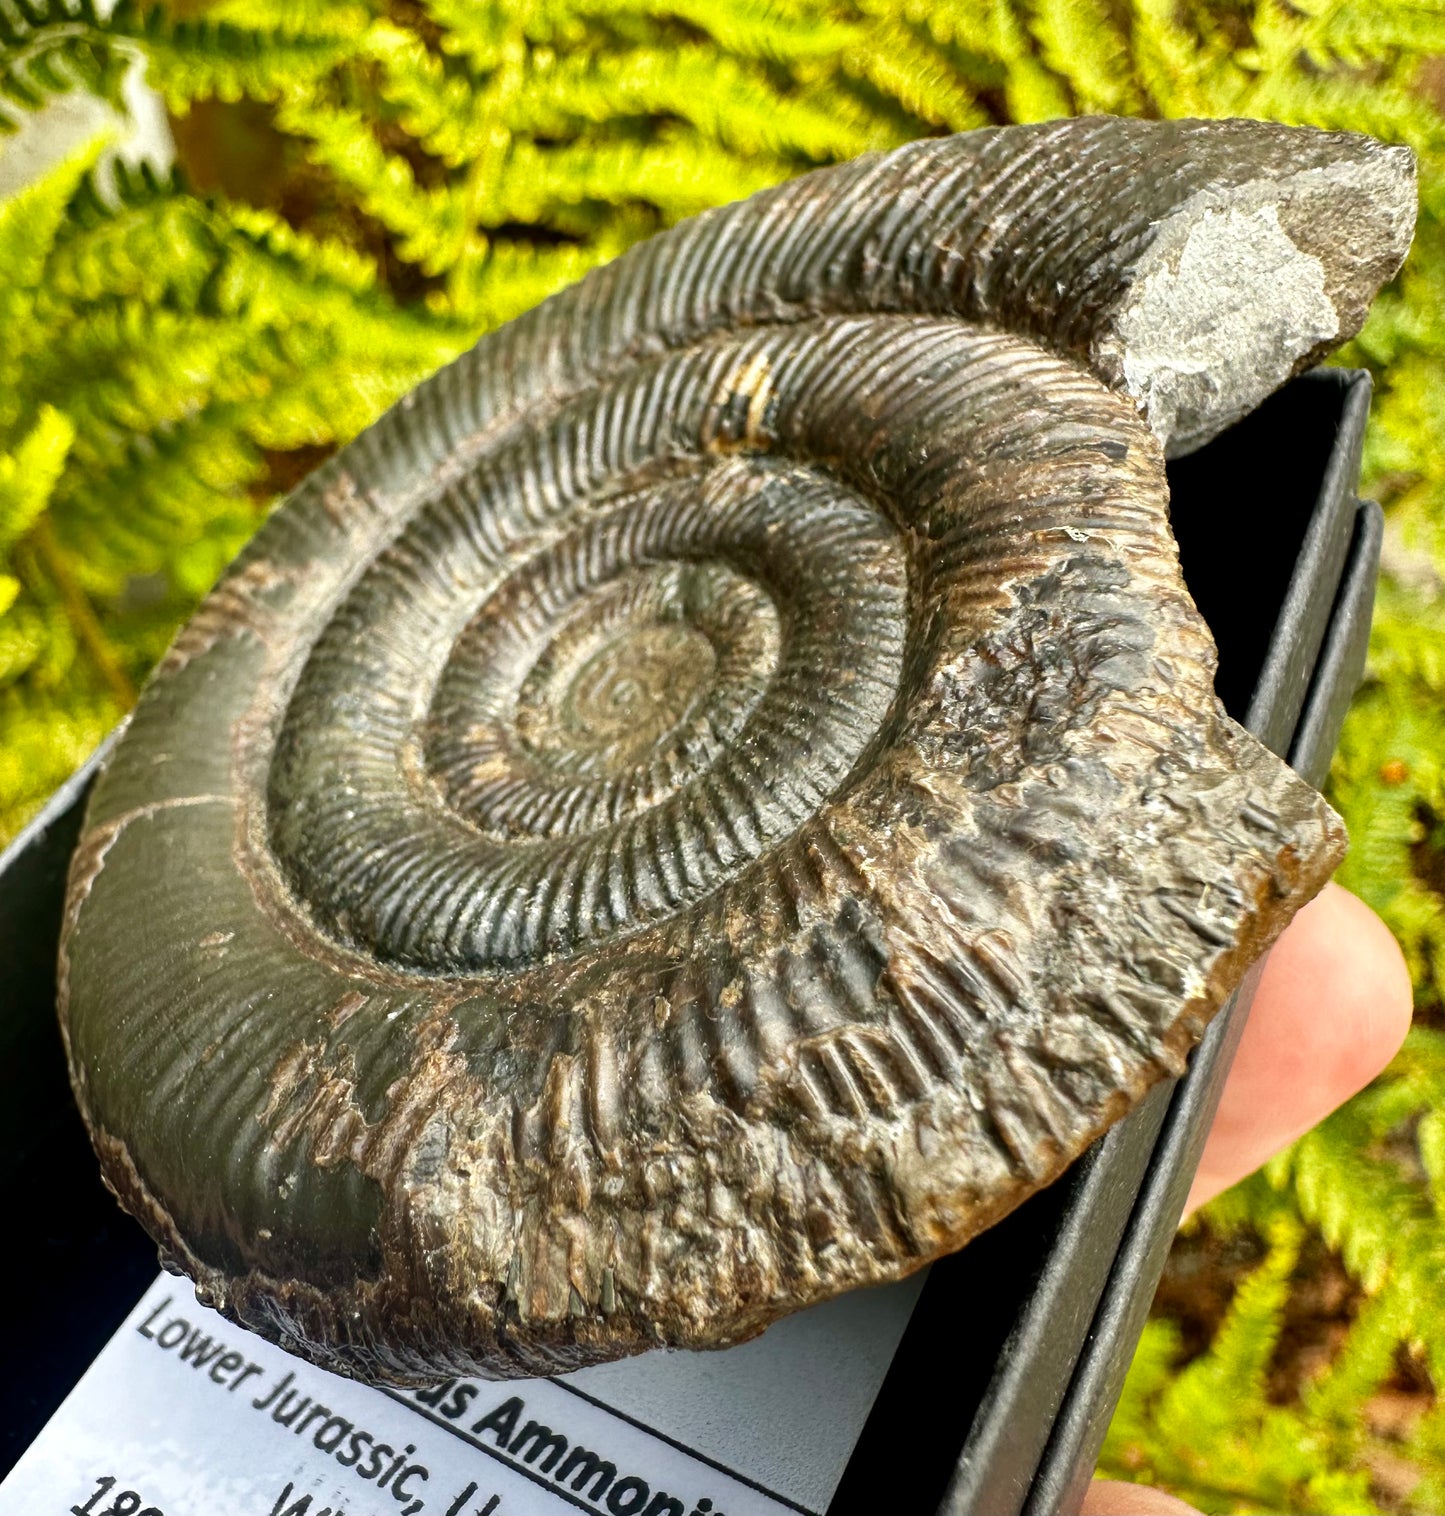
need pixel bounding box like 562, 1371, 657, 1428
271, 95, 463, 269
1128, 0, 1231, 117
1156, 1217, 1303, 1427
0, 0, 130, 131
496, 132, 790, 223
0, 133, 101, 300
445, 219, 643, 327
126, 3, 359, 111
562, 0, 860, 62
1026, 0, 1146, 114
0, 405, 75, 552
1303, 1287, 1412, 1426
511, 44, 886, 160
364, 20, 482, 168
843, 15, 990, 131
980, 0, 1072, 121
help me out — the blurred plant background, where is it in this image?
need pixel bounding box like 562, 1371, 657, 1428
1, 0, 1443, 1508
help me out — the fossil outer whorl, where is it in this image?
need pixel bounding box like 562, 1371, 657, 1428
59, 118, 1413, 1382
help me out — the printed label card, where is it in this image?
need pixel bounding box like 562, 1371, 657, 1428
1, 1272, 920, 1516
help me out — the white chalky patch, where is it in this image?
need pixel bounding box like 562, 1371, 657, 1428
1115, 203, 1339, 455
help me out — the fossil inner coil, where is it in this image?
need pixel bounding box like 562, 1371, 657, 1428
269, 388, 911, 969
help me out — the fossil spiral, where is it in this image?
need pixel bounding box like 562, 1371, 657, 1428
59, 117, 1415, 1381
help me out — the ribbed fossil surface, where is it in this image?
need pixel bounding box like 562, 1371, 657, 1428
59, 117, 1415, 1382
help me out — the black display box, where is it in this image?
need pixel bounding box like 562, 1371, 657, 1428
0, 367, 1383, 1513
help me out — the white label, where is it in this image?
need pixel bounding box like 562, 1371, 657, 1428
0, 1271, 922, 1516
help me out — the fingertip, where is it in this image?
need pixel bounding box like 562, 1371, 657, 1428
1080, 1478, 1203, 1514
1188, 881, 1413, 1212
1265, 881, 1414, 1092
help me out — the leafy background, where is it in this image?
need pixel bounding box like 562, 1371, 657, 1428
2, 1, 1443, 1508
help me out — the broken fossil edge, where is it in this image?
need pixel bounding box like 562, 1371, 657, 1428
58, 118, 1414, 1384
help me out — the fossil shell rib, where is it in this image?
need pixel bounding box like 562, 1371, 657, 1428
59, 117, 1414, 1382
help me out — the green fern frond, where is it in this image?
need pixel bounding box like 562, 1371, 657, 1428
1125, 0, 1226, 117
0, 0, 354, 131
977, 0, 1072, 121
1025, 0, 1145, 115
0, 132, 473, 830
132, 3, 359, 110
1286, 1109, 1440, 1295
1157, 1217, 1303, 1432
1315, 2, 1445, 65
0, 680, 114, 836
364, 20, 482, 167
0, 134, 102, 315
444, 214, 644, 326
272, 96, 457, 262
562, 0, 859, 62
843, 8, 991, 130
510, 44, 886, 160
1102, 1218, 1385, 1514
497, 132, 791, 222
1303, 1288, 1413, 1427
0, 0, 130, 131
0, 406, 75, 554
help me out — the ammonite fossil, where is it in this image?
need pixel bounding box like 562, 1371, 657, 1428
59, 117, 1416, 1382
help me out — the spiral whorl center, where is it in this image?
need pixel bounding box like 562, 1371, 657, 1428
510, 560, 774, 782
268, 448, 908, 971
550, 622, 715, 753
